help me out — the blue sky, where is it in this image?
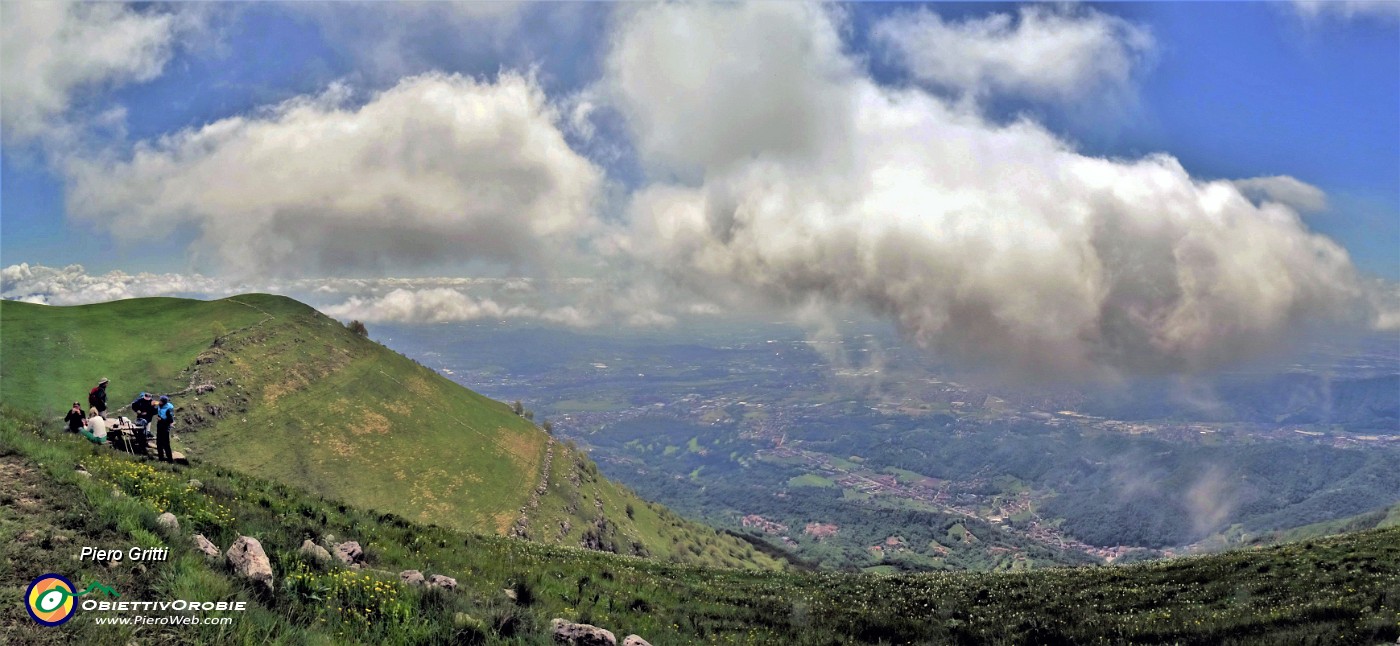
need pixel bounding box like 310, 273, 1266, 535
1, 2, 1396, 377
3, 2, 1396, 277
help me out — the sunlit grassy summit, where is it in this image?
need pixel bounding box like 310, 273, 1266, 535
0, 294, 781, 570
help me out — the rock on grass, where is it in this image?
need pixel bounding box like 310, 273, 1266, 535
226, 536, 274, 592
192, 534, 220, 559
156, 512, 179, 534
299, 539, 332, 563
551, 618, 616, 645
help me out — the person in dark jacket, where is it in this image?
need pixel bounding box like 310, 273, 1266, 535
130, 392, 157, 444
155, 395, 175, 463
131, 392, 156, 423
88, 378, 109, 414
64, 402, 86, 433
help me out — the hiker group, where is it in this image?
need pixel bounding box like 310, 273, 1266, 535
64, 378, 177, 463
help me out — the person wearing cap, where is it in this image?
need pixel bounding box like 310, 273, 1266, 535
154, 395, 175, 463
88, 378, 109, 414
64, 402, 86, 433
131, 392, 156, 425
129, 392, 158, 447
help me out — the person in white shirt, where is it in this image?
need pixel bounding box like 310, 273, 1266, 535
84, 408, 108, 443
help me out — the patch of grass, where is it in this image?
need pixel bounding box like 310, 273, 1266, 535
787, 474, 836, 488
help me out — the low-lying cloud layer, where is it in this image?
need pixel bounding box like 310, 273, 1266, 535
0, 263, 687, 328
0, 262, 232, 305
320, 287, 589, 326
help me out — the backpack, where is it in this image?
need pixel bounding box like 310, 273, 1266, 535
88, 387, 102, 408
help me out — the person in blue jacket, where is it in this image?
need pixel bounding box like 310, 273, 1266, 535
155, 395, 175, 463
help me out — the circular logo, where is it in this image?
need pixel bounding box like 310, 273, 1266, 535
25, 574, 78, 626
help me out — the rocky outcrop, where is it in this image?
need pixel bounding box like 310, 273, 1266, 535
194, 383, 217, 394
511, 438, 555, 539
400, 570, 425, 586
192, 534, 221, 559
334, 541, 364, 565
622, 636, 653, 646
226, 536, 274, 592
427, 574, 457, 591
299, 539, 332, 563
550, 618, 616, 646
156, 512, 179, 534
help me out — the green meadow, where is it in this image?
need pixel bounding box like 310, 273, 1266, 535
1, 409, 1396, 644
0, 296, 779, 570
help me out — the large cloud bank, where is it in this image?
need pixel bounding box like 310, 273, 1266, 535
608, 3, 1374, 376
65, 72, 604, 277
9, 2, 1393, 378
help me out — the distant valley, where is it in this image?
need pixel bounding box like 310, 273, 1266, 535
381, 321, 1400, 572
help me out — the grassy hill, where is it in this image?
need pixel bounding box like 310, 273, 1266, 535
0, 295, 781, 570
2, 410, 1397, 645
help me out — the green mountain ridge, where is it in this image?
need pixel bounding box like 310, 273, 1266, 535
0, 294, 781, 570
1, 407, 1396, 644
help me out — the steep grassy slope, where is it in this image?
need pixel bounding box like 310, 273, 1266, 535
2, 412, 1397, 645
0, 295, 780, 570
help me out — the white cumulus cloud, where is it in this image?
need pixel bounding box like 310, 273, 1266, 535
0, 1, 185, 144
607, 2, 1375, 378
603, 2, 856, 180
1231, 175, 1329, 213
64, 72, 604, 278
294, 2, 529, 82
872, 5, 1154, 103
